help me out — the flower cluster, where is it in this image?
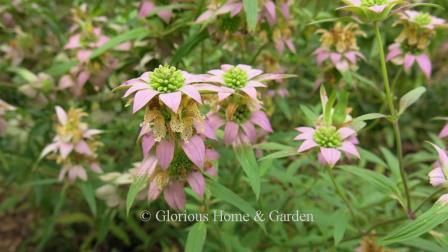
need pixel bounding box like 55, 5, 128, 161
205, 64, 285, 145
120, 63, 285, 208
138, 0, 177, 23
59, 5, 130, 95
387, 11, 446, 78
294, 89, 360, 167
315, 22, 366, 73
340, 0, 405, 23
41, 106, 102, 182
428, 143, 448, 188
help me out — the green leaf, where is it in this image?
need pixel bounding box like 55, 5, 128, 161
333, 210, 348, 245
354, 113, 386, 122
339, 165, 398, 195
235, 146, 261, 199
243, 0, 258, 31
275, 98, 292, 119
45, 60, 78, 76
79, 182, 97, 216
8, 67, 37, 82
185, 222, 207, 252
208, 180, 266, 232
90, 27, 150, 60
126, 175, 147, 215
258, 148, 297, 161
398, 87, 426, 115
171, 29, 208, 65
333, 91, 348, 125
255, 142, 291, 151
379, 202, 448, 245
300, 105, 319, 124
380, 147, 401, 180
400, 237, 446, 252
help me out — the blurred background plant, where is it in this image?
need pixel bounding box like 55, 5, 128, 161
1, 0, 448, 251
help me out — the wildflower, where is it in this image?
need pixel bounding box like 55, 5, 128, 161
339, 0, 405, 22
195, 0, 244, 23
18, 72, 55, 106
138, 0, 177, 23
122, 65, 217, 169
387, 11, 446, 78
315, 23, 366, 72
439, 124, 448, 139
386, 43, 432, 78
0, 99, 16, 136
206, 64, 286, 101
428, 143, 448, 187
206, 106, 273, 145
41, 106, 102, 182
295, 126, 360, 167
135, 148, 218, 209
122, 65, 213, 113
60, 18, 130, 95
205, 64, 288, 145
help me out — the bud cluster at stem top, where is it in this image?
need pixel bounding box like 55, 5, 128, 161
150, 65, 185, 93
414, 12, 432, 26
361, 0, 388, 7
313, 126, 342, 148
223, 67, 248, 89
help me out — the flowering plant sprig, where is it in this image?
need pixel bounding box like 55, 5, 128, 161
339, 0, 405, 23
204, 64, 288, 145
387, 11, 446, 78
315, 22, 366, 73
295, 87, 360, 167
41, 106, 102, 182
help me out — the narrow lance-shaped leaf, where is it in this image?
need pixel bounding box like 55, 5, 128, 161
235, 146, 261, 199
379, 201, 448, 245
243, 0, 258, 31
399, 87, 426, 115
126, 176, 147, 215
185, 222, 207, 252
79, 182, 97, 216
90, 27, 150, 60
208, 179, 266, 232
333, 210, 348, 245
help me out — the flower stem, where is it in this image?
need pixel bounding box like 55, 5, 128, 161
374, 23, 412, 218
328, 168, 357, 225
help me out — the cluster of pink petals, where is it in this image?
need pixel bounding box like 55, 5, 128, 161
399, 10, 446, 30
41, 106, 102, 182
275, 35, 296, 54
343, 0, 396, 13
195, 0, 243, 23
136, 149, 218, 209
387, 43, 432, 78
206, 111, 273, 145
138, 0, 175, 23
142, 134, 209, 172
64, 28, 131, 62
60, 28, 130, 94
295, 127, 360, 167
315, 48, 365, 72
206, 64, 285, 101
439, 124, 448, 139
122, 71, 214, 113
428, 143, 448, 187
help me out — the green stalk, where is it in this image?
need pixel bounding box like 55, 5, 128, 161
328, 168, 357, 226
374, 23, 412, 218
